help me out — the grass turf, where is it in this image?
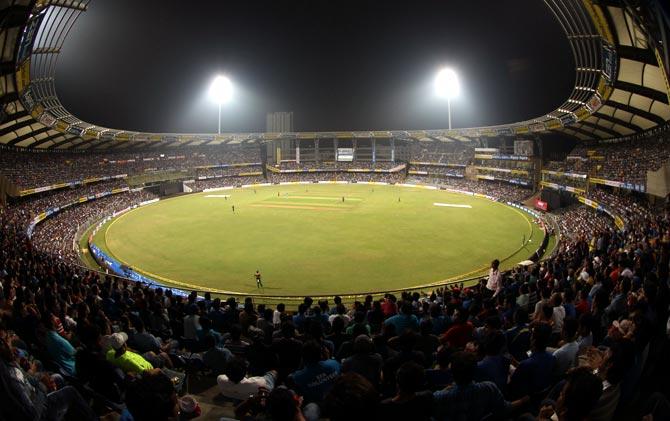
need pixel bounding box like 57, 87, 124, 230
92, 184, 544, 296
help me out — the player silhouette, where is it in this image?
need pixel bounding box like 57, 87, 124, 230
255, 270, 263, 288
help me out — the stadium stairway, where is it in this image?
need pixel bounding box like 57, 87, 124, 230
186, 376, 238, 420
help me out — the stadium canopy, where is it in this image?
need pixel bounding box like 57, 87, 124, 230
0, 0, 668, 150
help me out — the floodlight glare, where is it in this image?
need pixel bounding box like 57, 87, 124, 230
209, 75, 233, 134
435, 68, 460, 129
435, 68, 459, 99
209, 75, 233, 105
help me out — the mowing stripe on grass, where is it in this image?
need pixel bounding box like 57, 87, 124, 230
251, 204, 347, 211
433, 203, 472, 208
205, 194, 231, 198
284, 195, 363, 201
264, 200, 353, 208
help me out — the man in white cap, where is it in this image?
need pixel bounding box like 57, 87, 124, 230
106, 332, 154, 374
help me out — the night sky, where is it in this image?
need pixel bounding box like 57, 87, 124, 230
55, 0, 574, 133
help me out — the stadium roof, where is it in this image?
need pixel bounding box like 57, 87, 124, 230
0, 0, 668, 150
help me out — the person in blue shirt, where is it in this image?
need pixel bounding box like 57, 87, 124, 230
563, 288, 577, 319
44, 315, 76, 376
292, 304, 309, 331
433, 351, 527, 420
475, 330, 510, 394
505, 308, 531, 363
383, 302, 419, 334
329, 296, 342, 316
289, 340, 340, 403
508, 322, 556, 400
309, 306, 331, 332
197, 316, 224, 346
429, 303, 449, 335
605, 276, 631, 323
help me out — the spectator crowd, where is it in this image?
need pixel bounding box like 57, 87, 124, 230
29, 190, 157, 265
0, 141, 669, 421
1, 181, 668, 420
268, 171, 405, 184
551, 205, 614, 241
194, 177, 268, 191
195, 165, 264, 180
7, 179, 128, 221
275, 161, 400, 171
0, 145, 262, 190
406, 177, 535, 203
562, 129, 670, 187
408, 164, 466, 179
410, 141, 475, 165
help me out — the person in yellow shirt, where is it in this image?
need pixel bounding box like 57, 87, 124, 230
105, 332, 153, 374
106, 332, 187, 392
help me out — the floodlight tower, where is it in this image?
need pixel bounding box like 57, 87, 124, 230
435, 68, 460, 130
209, 75, 233, 134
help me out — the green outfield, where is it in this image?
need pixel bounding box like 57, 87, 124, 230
90, 184, 545, 296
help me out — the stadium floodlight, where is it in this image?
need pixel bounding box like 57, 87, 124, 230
209, 75, 233, 134
435, 68, 460, 129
